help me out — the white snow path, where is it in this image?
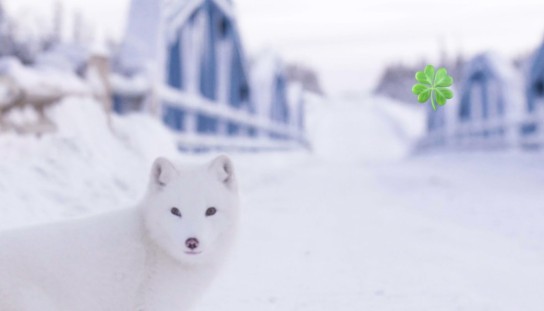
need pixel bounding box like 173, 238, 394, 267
197, 98, 544, 311
202, 155, 544, 310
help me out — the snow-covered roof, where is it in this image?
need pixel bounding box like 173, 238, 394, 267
463, 52, 521, 86
118, 0, 242, 76
165, 0, 234, 28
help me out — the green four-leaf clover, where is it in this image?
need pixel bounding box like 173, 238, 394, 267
412, 65, 454, 111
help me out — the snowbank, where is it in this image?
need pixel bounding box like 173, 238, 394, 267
0, 57, 89, 96
0, 97, 177, 228
35, 43, 89, 74
306, 94, 425, 162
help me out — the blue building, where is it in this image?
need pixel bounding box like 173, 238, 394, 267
524, 42, 544, 136
113, 0, 305, 149
454, 53, 523, 148
250, 51, 296, 140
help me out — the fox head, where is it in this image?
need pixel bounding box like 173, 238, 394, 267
141, 155, 239, 265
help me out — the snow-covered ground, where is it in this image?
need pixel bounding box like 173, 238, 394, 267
1, 95, 544, 310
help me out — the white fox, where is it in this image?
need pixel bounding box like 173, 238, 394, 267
0, 155, 240, 310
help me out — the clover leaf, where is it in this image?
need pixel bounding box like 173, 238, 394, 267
412, 65, 454, 111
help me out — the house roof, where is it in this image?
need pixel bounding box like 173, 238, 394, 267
463, 52, 521, 86
119, 0, 248, 77
462, 52, 525, 119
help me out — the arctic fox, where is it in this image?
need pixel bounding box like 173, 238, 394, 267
0, 155, 239, 310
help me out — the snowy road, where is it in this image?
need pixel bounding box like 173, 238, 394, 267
1, 96, 544, 310
198, 154, 544, 310
198, 99, 544, 310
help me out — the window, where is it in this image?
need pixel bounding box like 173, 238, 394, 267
535, 80, 544, 97
218, 17, 229, 38
240, 84, 249, 102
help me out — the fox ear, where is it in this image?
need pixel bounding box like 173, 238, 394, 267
209, 155, 236, 190
151, 157, 177, 188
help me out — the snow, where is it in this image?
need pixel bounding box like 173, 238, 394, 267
307, 95, 425, 162
184, 11, 209, 94
0, 57, 90, 97
117, 0, 163, 72
0, 97, 177, 228
1, 94, 544, 309
287, 82, 303, 128
250, 50, 283, 118
35, 44, 89, 74
109, 72, 150, 96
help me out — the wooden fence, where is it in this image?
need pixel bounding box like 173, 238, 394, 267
112, 82, 309, 152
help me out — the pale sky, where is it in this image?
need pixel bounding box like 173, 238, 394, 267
4, 0, 544, 94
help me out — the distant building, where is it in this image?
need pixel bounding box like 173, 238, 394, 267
250, 52, 306, 139
113, 0, 306, 149
374, 55, 464, 105
421, 53, 524, 150
284, 63, 324, 96
456, 53, 524, 148
524, 41, 544, 139
422, 53, 525, 149
374, 62, 421, 104
117, 0, 252, 130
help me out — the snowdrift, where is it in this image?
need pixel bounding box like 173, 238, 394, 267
0, 97, 177, 228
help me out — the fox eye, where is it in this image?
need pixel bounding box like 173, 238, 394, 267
170, 207, 181, 217
205, 207, 217, 217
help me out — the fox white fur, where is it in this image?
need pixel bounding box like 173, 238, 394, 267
0, 155, 240, 310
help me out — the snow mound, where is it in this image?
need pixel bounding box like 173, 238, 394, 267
0, 97, 178, 228
307, 94, 425, 162
0, 57, 89, 96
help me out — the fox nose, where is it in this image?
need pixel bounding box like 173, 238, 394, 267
185, 237, 199, 250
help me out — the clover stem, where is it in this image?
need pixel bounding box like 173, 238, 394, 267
430, 89, 437, 111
